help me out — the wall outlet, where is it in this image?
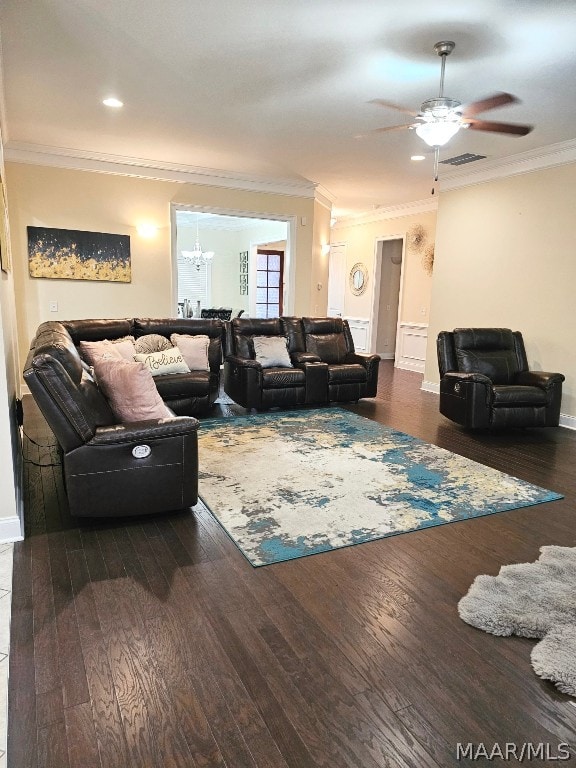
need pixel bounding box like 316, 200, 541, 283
420, 306, 427, 316
49, 300, 58, 313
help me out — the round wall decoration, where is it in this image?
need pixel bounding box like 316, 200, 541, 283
407, 223, 427, 253
422, 244, 435, 275
349, 262, 369, 296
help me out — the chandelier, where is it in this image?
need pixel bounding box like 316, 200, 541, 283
181, 218, 215, 271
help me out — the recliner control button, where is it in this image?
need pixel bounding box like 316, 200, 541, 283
132, 445, 151, 459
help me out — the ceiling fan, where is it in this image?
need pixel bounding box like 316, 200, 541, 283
361, 41, 533, 191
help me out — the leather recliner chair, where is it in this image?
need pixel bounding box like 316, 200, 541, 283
437, 328, 565, 429
300, 317, 380, 402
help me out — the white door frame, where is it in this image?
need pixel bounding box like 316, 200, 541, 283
170, 203, 296, 315
367, 234, 406, 356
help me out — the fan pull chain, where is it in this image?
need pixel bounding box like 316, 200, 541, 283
432, 147, 439, 195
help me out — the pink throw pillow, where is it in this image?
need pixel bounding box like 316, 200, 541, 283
170, 333, 210, 371
79, 339, 123, 366
109, 336, 137, 361
93, 358, 173, 423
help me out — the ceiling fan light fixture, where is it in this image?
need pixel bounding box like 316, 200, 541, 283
415, 120, 461, 147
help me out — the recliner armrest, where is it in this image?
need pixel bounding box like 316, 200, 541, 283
515, 371, 565, 389
66, 415, 198, 517
345, 352, 381, 367
344, 352, 380, 397
440, 371, 492, 428
89, 416, 198, 446
291, 351, 321, 365
224, 354, 262, 370
443, 371, 492, 386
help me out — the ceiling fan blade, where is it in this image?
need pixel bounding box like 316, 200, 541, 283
354, 124, 412, 139
464, 118, 533, 136
368, 99, 419, 117
461, 92, 519, 117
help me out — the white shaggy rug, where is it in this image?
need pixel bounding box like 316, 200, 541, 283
459, 546, 576, 696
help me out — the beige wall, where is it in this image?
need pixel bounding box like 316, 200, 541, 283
331, 209, 436, 325
310, 200, 332, 316
424, 162, 576, 418
6, 162, 318, 370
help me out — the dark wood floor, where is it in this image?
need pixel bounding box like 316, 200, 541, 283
10, 362, 576, 767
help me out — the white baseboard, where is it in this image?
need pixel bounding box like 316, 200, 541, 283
421, 380, 440, 394
0, 516, 23, 543
559, 413, 576, 431
378, 352, 395, 360
395, 360, 425, 373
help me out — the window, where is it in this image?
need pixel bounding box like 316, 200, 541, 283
177, 255, 211, 314
255, 250, 283, 318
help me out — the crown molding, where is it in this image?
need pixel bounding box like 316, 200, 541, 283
440, 138, 576, 192
331, 138, 576, 225
3, 141, 330, 201
333, 198, 438, 228
314, 184, 336, 210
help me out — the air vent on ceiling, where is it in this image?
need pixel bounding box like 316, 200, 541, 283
440, 152, 487, 166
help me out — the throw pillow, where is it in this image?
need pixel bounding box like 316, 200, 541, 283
108, 335, 137, 361
134, 347, 191, 376
170, 334, 210, 371
134, 333, 173, 354
252, 335, 293, 368
92, 358, 173, 422
79, 339, 123, 366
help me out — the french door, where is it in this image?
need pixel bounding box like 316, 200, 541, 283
255, 249, 284, 318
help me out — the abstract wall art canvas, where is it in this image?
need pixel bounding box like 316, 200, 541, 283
28, 226, 131, 282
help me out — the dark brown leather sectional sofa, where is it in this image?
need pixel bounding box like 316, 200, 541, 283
24, 317, 223, 518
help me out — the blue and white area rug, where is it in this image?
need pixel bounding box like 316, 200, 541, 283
197, 409, 562, 567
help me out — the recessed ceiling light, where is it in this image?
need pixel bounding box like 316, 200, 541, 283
411, 155, 426, 161
103, 97, 123, 108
